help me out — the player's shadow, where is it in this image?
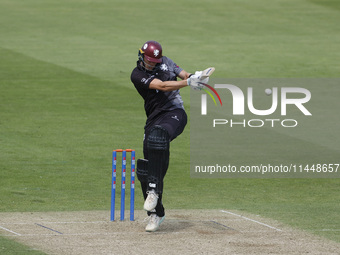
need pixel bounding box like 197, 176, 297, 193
160, 219, 194, 233
160, 219, 235, 234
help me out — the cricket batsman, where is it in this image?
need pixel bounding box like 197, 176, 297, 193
130, 40, 208, 232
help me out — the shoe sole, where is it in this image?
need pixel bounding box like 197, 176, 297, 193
143, 204, 157, 211
143, 199, 158, 211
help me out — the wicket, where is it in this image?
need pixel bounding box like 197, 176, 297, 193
111, 149, 135, 221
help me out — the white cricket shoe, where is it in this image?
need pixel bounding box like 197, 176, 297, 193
145, 214, 165, 232
143, 190, 158, 211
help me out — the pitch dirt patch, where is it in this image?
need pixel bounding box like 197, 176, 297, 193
0, 210, 339, 254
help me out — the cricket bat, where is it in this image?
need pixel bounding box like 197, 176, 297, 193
201, 67, 215, 79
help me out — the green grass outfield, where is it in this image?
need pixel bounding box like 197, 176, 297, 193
1, 0, 339, 253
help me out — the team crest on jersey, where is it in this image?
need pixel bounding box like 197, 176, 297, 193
160, 64, 168, 71
153, 49, 159, 57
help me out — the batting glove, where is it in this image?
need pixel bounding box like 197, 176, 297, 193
187, 76, 204, 90
194, 71, 203, 77
193, 71, 209, 84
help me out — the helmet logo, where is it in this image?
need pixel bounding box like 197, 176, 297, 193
153, 49, 159, 57
143, 43, 148, 50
